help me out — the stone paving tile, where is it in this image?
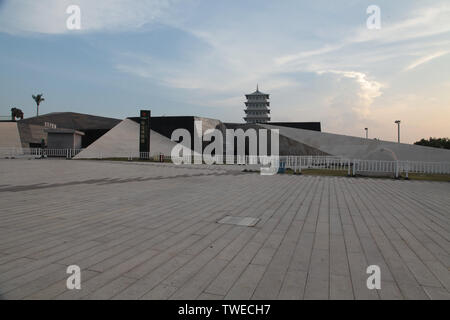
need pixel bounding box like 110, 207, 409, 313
0, 159, 449, 300
197, 292, 224, 300
225, 264, 266, 300
277, 270, 307, 300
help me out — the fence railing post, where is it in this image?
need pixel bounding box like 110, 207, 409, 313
395, 160, 399, 179
405, 161, 409, 179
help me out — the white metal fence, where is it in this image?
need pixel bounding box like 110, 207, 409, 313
0, 147, 83, 159
279, 156, 450, 177
1, 148, 449, 176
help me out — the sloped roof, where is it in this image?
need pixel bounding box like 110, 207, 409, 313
246, 89, 269, 96
245, 85, 269, 96
74, 118, 181, 159
19, 112, 121, 131
262, 124, 450, 162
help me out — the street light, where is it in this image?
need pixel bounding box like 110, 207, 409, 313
395, 120, 401, 143
364, 128, 368, 139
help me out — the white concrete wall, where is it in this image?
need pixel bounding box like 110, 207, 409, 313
0, 122, 22, 148
74, 119, 179, 159
263, 124, 450, 162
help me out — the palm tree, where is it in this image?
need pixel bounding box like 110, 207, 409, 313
32, 93, 45, 117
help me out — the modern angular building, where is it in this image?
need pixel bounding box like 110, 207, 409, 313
2, 109, 449, 162
17, 112, 121, 148
244, 85, 270, 124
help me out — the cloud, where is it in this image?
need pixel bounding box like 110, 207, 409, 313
404, 51, 449, 71
274, 44, 343, 66
273, 3, 450, 71
0, 0, 175, 34
351, 4, 450, 45
316, 70, 383, 117
2, 1, 448, 142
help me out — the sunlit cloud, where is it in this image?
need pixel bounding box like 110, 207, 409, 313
315, 70, 383, 117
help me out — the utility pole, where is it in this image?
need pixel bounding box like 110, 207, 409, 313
395, 120, 401, 143
364, 128, 368, 139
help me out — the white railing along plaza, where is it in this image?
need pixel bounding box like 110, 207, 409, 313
0, 147, 83, 159
1, 148, 449, 176
280, 156, 450, 177
281, 156, 450, 177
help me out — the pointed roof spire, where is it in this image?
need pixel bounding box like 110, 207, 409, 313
245, 84, 268, 96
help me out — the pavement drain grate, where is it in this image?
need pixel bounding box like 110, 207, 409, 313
217, 216, 259, 227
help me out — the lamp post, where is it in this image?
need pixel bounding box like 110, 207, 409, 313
395, 120, 401, 143
364, 128, 368, 139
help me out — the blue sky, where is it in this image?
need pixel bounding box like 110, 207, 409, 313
0, 0, 449, 143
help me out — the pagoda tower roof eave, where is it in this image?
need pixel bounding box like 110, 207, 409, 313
245, 93, 269, 97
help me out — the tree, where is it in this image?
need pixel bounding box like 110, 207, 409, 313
32, 93, 45, 117
414, 137, 450, 150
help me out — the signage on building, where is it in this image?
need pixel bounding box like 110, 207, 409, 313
139, 110, 151, 158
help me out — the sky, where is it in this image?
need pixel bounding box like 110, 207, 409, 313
0, 0, 449, 144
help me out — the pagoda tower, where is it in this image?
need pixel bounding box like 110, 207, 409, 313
243, 85, 270, 124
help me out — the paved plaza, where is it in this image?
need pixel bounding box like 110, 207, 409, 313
0, 159, 449, 300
